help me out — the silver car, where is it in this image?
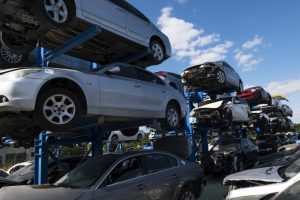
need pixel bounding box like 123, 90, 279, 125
0, 62, 186, 137
0, 0, 171, 66
155, 71, 184, 93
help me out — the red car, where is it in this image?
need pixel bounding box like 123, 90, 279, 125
237, 86, 272, 106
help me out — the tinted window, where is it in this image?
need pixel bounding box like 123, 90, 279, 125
136, 68, 159, 84
106, 65, 137, 80
106, 156, 142, 185
274, 180, 300, 200
143, 154, 177, 174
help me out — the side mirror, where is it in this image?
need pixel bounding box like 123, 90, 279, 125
106, 66, 120, 75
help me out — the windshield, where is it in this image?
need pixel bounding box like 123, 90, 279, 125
283, 158, 300, 179
213, 142, 240, 152
7, 164, 34, 182
54, 155, 117, 188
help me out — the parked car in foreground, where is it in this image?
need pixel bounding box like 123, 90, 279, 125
0, 151, 204, 200
0, 62, 186, 139
190, 96, 251, 127
0, 157, 86, 188
255, 135, 282, 155
155, 71, 184, 93
202, 138, 258, 174
224, 158, 300, 200
182, 61, 243, 94
0, 0, 171, 67
237, 86, 272, 106
0, 44, 28, 68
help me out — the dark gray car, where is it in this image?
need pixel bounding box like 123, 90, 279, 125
0, 151, 204, 200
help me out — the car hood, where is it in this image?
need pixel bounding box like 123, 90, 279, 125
0, 185, 89, 200
197, 100, 224, 109
223, 166, 284, 185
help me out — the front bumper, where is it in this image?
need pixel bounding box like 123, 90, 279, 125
0, 77, 42, 112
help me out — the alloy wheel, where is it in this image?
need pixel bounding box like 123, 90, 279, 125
0, 46, 22, 64
181, 191, 195, 200
152, 43, 164, 61
44, 0, 68, 23
216, 71, 225, 83
43, 94, 76, 125
167, 108, 179, 127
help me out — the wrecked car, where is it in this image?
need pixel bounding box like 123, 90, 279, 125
190, 96, 251, 127
255, 135, 282, 155
251, 110, 270, 132
237, 86, 272, 106
224, 158, 300, 200
201, 138, 258, 174
181, 61, 243, 94
0, 0, 171, 67
282, 104, 293, 117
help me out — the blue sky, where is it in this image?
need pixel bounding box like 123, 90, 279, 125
128, 0, 300, 123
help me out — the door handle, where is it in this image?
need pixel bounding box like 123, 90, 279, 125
161, 90, 166, 93
133, 83, 141, 88
137, 184, 145, 190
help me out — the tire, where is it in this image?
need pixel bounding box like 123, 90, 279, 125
31, 0, 76, 28
178, 187, 196, 200
162, 103, 181, 130
136, 134, 143, 142
149, 40, 165, 64
121, 127, 139, 137
216, 70, 226, 84
111, 135, 119, 145
0, 32, 36, 55
34, 88, 82, 131
0, 44, 27, 68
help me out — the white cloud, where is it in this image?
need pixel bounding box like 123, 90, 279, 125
158, 7, 232, 66
234, 51, 262, 71
265, 78, 300, 96
175, 0, 188, 4
242, 35, 263, 49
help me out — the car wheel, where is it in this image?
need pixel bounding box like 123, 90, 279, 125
34, 88, 82, 131
0, 44, 27, 68
163, 103, 181, 130
149, 40, 165, 64
0, 32, 36, 55
178, 188, 196, 200
136, 134, 143, 142
31, 0, 76, 28
121, 127, 139, 137
111, 135, 119, 145
216, 70, 226, 84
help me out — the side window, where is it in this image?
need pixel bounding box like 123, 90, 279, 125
106, 156, 142, 185
136, 68, 158, 84
105, 65, 137, 80
143, 154, 178, 174
10, 165, 23, 174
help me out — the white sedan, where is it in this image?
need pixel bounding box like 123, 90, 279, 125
0, 62, 186, 139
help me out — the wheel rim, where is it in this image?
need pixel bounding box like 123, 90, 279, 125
112, 136, 118, 144
43, 94, 76, 125
0, 46, 22, 64
217, 71, 225, 83
181, 191, 195, 200
152, 43, 164, 61
44, 0, 68, 23
167, 108, 179, 127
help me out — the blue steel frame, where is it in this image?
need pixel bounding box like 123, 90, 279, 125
34, 24, 151, 184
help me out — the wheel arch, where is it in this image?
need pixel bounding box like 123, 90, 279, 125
36, 77, 88, 114
167, 99, 182, 118
150, 35, 166, 57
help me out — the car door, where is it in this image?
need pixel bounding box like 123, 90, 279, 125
141, 153, 180, 200
135, 68, 167, 118
99, 64, 142, 115
93, 156, 148, 200
80, 0, 127, 35
120, 1, 153, 43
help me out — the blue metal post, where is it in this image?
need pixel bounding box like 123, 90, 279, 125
34, 132, 50, 185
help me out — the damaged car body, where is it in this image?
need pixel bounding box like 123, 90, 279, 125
181, 61, 243, 94
190, 96, 251, 127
